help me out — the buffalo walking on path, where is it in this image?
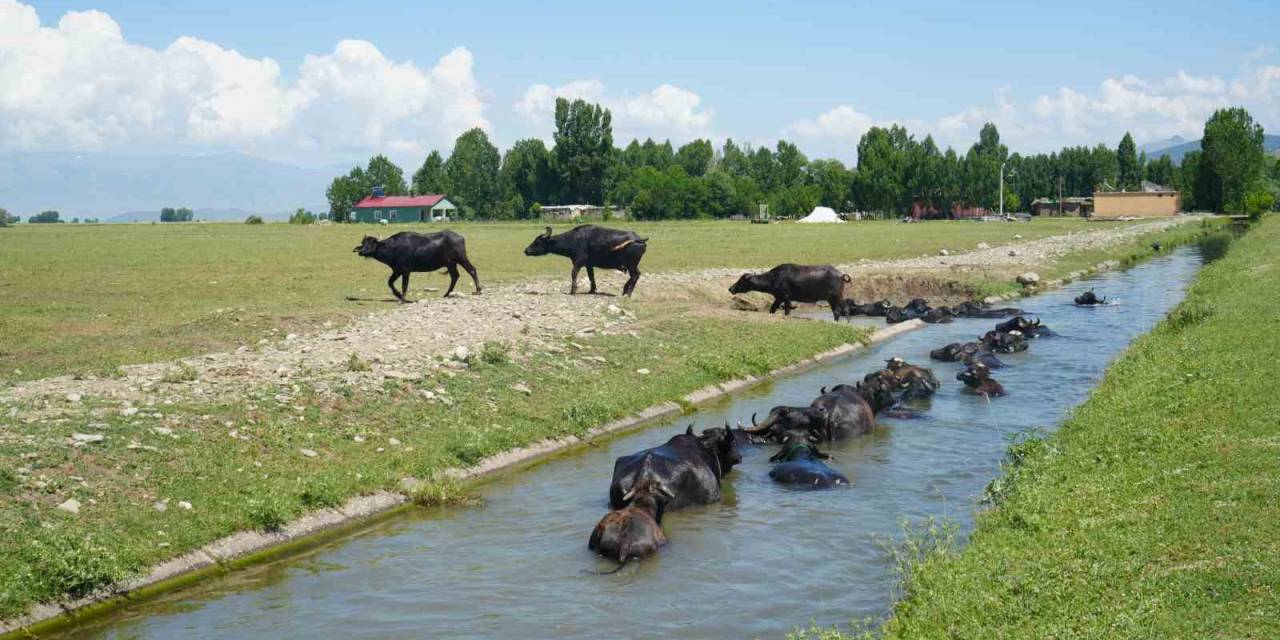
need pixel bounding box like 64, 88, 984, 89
354, 231, 482, 303
524, 225, 648, 297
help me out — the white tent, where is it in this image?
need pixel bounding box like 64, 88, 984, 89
797, 206, 844, 223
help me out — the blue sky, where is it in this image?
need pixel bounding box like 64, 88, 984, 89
4, 0, 1279, 166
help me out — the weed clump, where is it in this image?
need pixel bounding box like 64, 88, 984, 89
346, 353, 371, 372
479, 341, 511, 366
161, 362, 198, 384
246, 498, 288, 532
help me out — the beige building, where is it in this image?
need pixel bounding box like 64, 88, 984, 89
1092, 181, 1180, 218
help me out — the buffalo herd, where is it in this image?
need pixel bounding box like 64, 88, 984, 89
348, 230, 1096, 568
354, 224, 647, 301
589, 301, 1073, 567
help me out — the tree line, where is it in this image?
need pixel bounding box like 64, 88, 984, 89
323, 101, 1277, 221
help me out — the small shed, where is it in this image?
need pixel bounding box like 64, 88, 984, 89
1092, 184, 1179, 218
1030, 197, 1093, 217
540, 204, 623, 221
353, 194, 456, 223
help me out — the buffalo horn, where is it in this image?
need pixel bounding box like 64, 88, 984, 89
543, 226, 553, 238
622, 485, 637, 503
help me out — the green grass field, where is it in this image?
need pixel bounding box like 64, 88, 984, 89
2, 218, 1125, 381
857, 218, 1280, 638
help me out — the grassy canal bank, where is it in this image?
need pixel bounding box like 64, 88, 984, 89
0, 314, 867, 624
820, 218, 1278, 639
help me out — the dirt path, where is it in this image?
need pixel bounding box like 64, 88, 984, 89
0, 218, 1191, 416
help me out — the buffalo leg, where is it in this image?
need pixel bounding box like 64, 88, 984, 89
586, 265, 598, 294
460, 258, 482, 294
828, 296, 843, 321
400, 273, 411, 302
387, 272, 404, 302
783, 298, 794, 316
769, 298, 783, 314
569, 264, 582, 295
622, 267, 640, 297
443, 265, 460, 297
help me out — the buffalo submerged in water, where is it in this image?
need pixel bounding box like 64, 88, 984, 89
589, 477, 673, 564
608, 426, 741, 510
768, 435, 847, 489
744, 378, 896, 443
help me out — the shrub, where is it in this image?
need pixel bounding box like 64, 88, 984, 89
478, 341, 511, 366
299, 476, 344, 509
288, 208, 316, 225
161, 362, 198, 384
246, 498, 288, 532
245, 215, 265, 225
346, 353, 371, 372
1243, 187, 1274, 222
409, 478, 481, 508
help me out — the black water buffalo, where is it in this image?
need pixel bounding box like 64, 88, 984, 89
951, 301, 1024, 318
353, 231, 482, 302
746, 380, 895, 443
768, 436, 847, 488
840, 299, 892, 320
995, 315, 1057, 338
1074, 289, 1107, 306
589, 477, 672, 564
929, 342, 1006, 369
884, 306, 912, 324
981, 330, 1029, 354
920, 307, 954, 324
524, 225, 647, 296
729, 264, 851, 321
957, 362, 1006, 397
609, 426, 740, 510
883, 357, 941, 400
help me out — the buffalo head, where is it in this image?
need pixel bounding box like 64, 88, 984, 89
353, 236, 380, 257
523, 227, 555, 256
690, 425, 742, 475
744, 406, 818, 442
728, 273, 757, 295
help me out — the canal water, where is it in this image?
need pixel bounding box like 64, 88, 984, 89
54, 248, 1205, 640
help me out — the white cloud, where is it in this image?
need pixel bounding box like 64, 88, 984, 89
0, 0, 488, 160
515, 79, 713, 143
791, 64, 1280, 162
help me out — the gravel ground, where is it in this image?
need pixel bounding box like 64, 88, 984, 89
0, 218, 1191, 417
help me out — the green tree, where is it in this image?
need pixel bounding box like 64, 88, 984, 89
853, 126, 907, 213
411, 151, 448, 195
0, 207, 12, 227
445, 127, 506, 218
806, 159, 853, 210
28, 210, 61, 223
1145, 155, 1176, 188
160, 207, 176, 222
675, 139, 714, 177
501, 138, 554, 218
289, 208, 316, 224
1201, 107, 1265, 212
552, 97, 614, 203
365, 155, 407, 196
325, 166, 369, 223
1117, 132, 1141, 190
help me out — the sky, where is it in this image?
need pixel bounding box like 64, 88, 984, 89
2, 0, 1278, 168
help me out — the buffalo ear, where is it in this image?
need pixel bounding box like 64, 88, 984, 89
686, 424, 695, 436
543, 226, 553, 238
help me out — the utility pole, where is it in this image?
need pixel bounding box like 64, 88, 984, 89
1057, 175, 1064, 217
999, 161, 1007, 217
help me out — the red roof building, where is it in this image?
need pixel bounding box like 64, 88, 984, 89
351, 193, 457, 223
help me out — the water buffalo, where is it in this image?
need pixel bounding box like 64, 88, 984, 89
729, 264, 851, 321
883, 357, 940, 400
929, 342, 1006, 369
980, 330, 1029, 354
768, 436, 847, 488
951, 300, 1024, 319
1074, 289, 1107, 306
353, 231, 482, 302
589, 477, 673, 564
524, 225, 647, 296
995, 315, 1057, 338
609, 426, 740, 510
884, 306, 912, 324
920, 307, 954, 324
957, 362, 1006, 397
746, 380, 895, 443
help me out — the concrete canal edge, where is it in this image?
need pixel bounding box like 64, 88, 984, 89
0, 320, 926, 638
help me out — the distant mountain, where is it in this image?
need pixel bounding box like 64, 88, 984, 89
1144, 134, 1280, 163
1138, 135, 1188, 155
0, 151, 330, 218
104, 208, 292, 224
